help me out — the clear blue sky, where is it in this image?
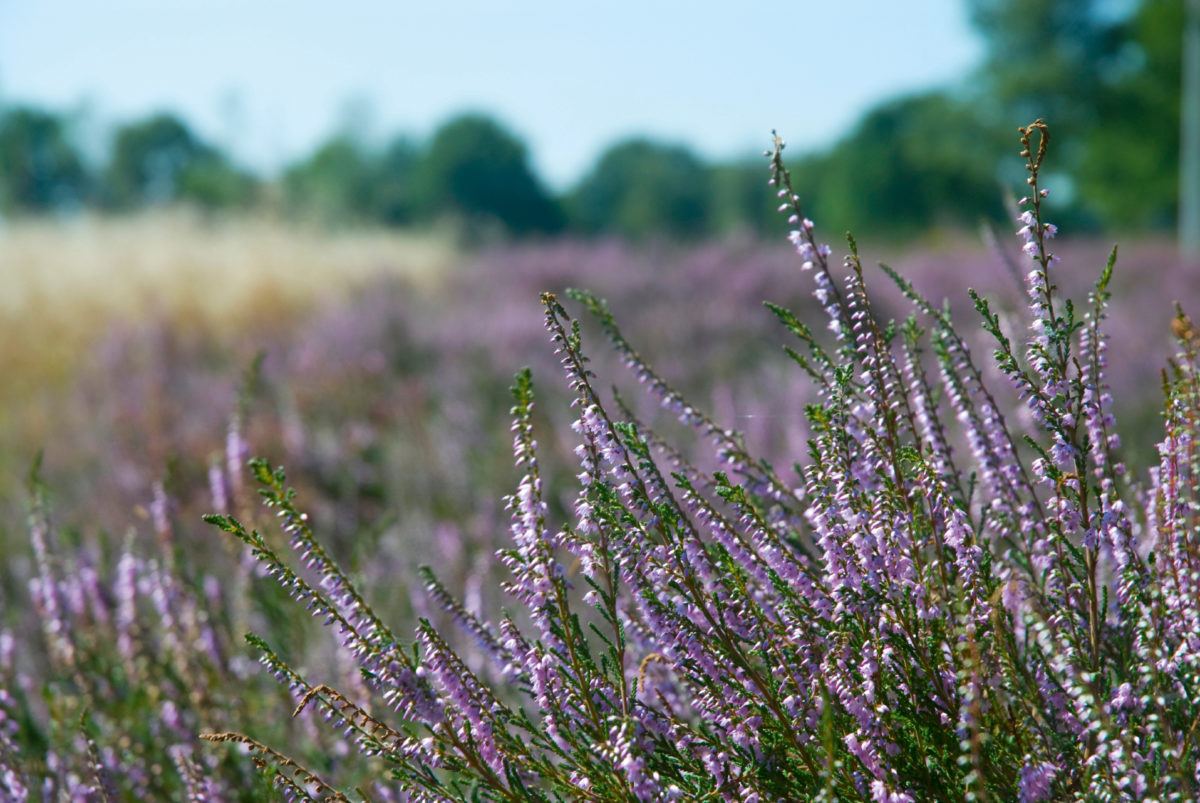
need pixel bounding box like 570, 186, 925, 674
0, 1, 984, 189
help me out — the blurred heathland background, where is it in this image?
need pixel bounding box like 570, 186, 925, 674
1, 1, 1198, 796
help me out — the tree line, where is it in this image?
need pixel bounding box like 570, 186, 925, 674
0, 106, 788, 239
0, 0, 1184, 241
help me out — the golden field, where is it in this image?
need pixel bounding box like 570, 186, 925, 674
0, 213, 456, 491
0, 212, 455, 397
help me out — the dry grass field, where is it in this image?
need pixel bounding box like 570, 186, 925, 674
0, 211, 456, 438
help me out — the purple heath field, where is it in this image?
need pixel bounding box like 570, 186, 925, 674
2, 122, 1200, 801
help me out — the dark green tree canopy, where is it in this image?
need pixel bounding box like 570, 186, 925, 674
106, 112, 252, 209
967, 0, 1182, 231
1075, 0, 1183, 228
410, 114, 562, 234
707, 160, 789, 238
568, 139, 710, 239
968, 0, 1130, 134
370, 136, 421, 226
0, 106, 89, 214
797, 93, 1008, 238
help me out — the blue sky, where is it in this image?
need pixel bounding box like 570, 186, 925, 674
0, 1, 984, 189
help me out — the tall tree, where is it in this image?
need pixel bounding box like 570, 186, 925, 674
410, 114, 561, 235
968, 0, 1128, 136
568, 139, 710, 239
0, 106, 89, 214
106, 113, 251, 209
370, 136, 421, 226
968, 0, 1181, 231
282, 135, 376, 225
707, 160, 788, 238
1075, 0, 1184, 229
799, 92, 1008, 239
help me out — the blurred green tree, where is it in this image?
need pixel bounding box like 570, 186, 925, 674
1075, 0, 1183, 229
410, 114, 562, 234
967, 0, 1128, 137
707, 160, 788, 238
0, 106, 89, 214
282, 135, 376, 225
106, 113, 254, 210
177, 157, 258, 211
370, 135, 421, 226
967, 0, 1182, 230
800, 93, 1008, 238
568, 139, 710, 239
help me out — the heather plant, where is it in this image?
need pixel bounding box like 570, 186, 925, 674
3, 120, 1198, 801
0, 471, 283, 800
168, 120, 1200, 802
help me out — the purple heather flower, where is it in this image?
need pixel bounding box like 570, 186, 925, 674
225, 416, 247, 501
1, 768, 28, 803
1018, 761, 1059, 802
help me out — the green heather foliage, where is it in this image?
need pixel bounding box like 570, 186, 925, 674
3, 121, 1200, 802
